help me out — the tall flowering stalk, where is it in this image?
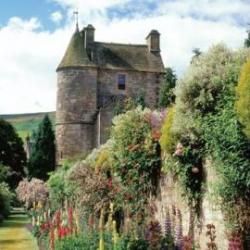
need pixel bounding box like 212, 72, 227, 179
175, 209, 183, 250
107, 203, 114, 232
206, 224, 217, 250
54, 210, 61, 239
164, 207, 172, 236
112, 220, 119, 250
183, 235, 193, 250
99, 209, 105, 250
145, 219, 162, 250
68, 207, 73, 234
74, 210, 80, 234
88, 213, 94, 231
50, 226, 55, 250
228, 232, 242, 250
171, 205, 176, 238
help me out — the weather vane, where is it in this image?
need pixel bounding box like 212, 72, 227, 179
74, 10, 79, 31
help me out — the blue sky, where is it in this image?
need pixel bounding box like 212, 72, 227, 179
0, 1, 63, 29
0, 0, 249, 114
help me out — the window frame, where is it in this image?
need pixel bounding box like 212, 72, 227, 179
117, 74, 126, 90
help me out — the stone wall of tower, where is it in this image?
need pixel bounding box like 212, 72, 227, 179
97, 69, 165, 144
97, 69, 164, 109
56, 67, 97, 162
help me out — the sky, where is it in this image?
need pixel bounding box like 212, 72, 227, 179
0, 0, 250, 114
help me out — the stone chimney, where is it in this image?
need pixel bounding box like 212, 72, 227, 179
84, 24, 95, 50
146, 29, 160, 53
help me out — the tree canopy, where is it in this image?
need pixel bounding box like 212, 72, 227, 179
0, 119, 26, 188
158, 67, 176, 108
28, 115, 55, 180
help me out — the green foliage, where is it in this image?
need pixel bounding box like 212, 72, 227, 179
0, 182, 14, 218
55, 231, 110, 250
110, 107, 161, 214
28, 115, 55, 180
54, 231, 151, 250
0, 119, 26, 188
161, 44, 250, 220
120, 237, 149, 250
158, 67, 177, 108
235, 58, 250, 138
160, 106, 176, 153
47, 163, 72, 210
244, 31, 250, 48
203, 91, 250, 206
166, 43, 250, 233
113, 90, 146, 117
0, 164, 12, 183
134, 89, 146, 109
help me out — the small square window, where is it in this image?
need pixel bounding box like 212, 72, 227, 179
118, 74, 126, 90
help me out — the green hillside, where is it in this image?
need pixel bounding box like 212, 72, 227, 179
0, 112, 55, 140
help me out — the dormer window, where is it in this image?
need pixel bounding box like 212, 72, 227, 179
118, 74, 126, 90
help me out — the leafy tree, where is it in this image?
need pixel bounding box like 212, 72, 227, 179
235, 58, 250, 138
28, 115, 55, 180
158, 67, 177, 108
0, 119, 26, 188
0, 164, 12, 183
191, 48, 202, 64
244, 29, 250, 48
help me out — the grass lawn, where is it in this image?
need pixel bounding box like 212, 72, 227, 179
0, 209, 38, 250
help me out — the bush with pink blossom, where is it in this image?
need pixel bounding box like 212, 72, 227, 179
16, 178, 49, 208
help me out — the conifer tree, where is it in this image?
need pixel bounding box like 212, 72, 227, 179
158, 67, 177, 108
28, 115, 55, 180
0, 119, 26, 188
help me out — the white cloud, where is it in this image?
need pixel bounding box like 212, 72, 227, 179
50, 11, 63, 24
0, 0, 249, 114
7, 17, 41, 31
158, 0, 250, 23
0, 18, 71, 114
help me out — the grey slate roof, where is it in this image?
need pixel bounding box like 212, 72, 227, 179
57, 30, 165, 73
57, 30, 95, 70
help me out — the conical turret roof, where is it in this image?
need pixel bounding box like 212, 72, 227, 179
57, 30, 95, 71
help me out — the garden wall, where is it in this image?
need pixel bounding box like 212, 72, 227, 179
154, 162, 228, 249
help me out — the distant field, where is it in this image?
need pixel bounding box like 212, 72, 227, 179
0, 112, 55, 140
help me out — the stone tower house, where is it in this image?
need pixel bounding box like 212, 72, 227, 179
56, 24, 165, 161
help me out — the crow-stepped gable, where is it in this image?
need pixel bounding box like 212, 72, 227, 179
56, 24, 165, 161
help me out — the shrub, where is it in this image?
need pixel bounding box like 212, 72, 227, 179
235, 58, 250, 138
16, 178, 48, 209
55, 231, 112, 250
0, 182, 14, 218
110, 107, 161, 214
161, 45, 250, 222
158, 67, 177, 108
160, 106, 176, 153
47, 163, 72, 210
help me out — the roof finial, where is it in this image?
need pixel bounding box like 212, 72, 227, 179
73, 10, 79, 32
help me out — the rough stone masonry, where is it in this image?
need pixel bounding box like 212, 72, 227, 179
55, 24, 165, 162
